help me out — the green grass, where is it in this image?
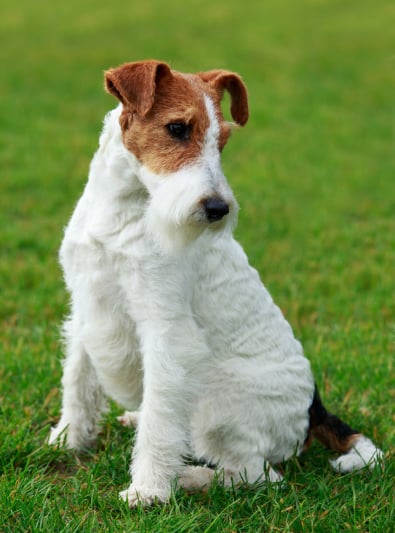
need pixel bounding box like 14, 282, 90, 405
1, 0, 394, 530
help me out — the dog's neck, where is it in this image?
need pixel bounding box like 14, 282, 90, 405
90, 104, 145, 199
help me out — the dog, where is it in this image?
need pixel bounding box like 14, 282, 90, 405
49, 60, 383, 507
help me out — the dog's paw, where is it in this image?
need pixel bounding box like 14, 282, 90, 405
48, 422, 96, 451
117, 411, 140, 427
119, 484, 170, 507
48, 424, 68, 447
264, 466, 284, 483
178, 465, 215, 492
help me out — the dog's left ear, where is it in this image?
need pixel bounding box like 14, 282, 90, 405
198, 70, 249, 126
104, 60, 171, 117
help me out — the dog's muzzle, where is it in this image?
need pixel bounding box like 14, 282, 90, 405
203, 198, 230, 222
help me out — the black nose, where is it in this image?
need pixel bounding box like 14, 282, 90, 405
203, 198, 230, 222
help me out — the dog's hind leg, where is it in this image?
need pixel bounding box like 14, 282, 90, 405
48, 318, 106, 450
117, 410, 139, 427
178, 460, 282, 494
305, 385, 384, 472
177, 465, 216, 492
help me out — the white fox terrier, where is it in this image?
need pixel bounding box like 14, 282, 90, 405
49, 60, 383, 506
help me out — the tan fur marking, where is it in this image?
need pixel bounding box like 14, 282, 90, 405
312, 427, 362, 453
121, 73, 210, 174
104, 61, 249, 174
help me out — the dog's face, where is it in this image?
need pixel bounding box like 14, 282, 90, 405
104, 60, 249, 251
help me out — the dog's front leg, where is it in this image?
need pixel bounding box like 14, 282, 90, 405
48, 318, 106, 450
120, 317, 207, 507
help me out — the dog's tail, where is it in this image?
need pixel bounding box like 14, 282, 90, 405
304, 385, 383, 472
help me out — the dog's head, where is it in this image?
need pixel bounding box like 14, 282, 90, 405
104, 60, 249, 251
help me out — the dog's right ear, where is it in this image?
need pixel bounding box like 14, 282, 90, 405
104, 60, 171, 117
197, 70, 249, 126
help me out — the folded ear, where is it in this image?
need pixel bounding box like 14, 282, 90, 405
198, 70, 249, 126
104, 60, 171, 117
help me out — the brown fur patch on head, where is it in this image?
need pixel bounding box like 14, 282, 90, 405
121, 72, 210, 174
104, 61, 249, 174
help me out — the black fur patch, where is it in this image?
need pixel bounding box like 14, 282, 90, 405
305, 384, 360, 453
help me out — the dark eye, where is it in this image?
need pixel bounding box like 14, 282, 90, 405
166, 122, 191, 141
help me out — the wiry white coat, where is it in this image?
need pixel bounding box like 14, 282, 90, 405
50, 101, 320, 505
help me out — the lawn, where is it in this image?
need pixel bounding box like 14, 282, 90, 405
1, 0, 394, 530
